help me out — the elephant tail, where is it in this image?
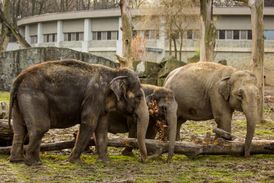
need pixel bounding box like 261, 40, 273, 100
8, 86, 16, 130
8, 71, 27, 130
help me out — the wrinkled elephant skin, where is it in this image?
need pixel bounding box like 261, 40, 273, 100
164, 62, 259, 157
9, 60, 149, 165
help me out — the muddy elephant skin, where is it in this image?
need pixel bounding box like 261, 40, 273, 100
8, 60, 149, 165
108, 84, 178, 161
164, 62, 259, 157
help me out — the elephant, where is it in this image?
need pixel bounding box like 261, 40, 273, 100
164, 62, 259, 157
8, 59, 149, 165
107, 84, 178, 161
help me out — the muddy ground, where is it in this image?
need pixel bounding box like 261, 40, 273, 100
0, 88, 273, 183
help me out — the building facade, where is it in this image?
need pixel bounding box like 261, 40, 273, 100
8, 7, 274, 84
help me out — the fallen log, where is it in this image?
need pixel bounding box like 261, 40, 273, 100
0, 119, 13, 146
0, 138, 273, 157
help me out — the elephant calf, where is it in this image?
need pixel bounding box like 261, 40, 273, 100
9, 60, 149, 165
164, 62, 260, 157
108, 84, 178, 161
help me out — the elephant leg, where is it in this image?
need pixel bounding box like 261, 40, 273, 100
122, 124, 136, 156
25, 127, 48, 166
68, 122, 96, 163
17, 93, 50, 166
211, 98, 233, 139
176, 120, 186, 141
10, 104, 26, 163
95, 114, 109, 162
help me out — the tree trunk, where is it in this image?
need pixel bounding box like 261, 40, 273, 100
0, 0, 11, 52
0, 7, 31, 49
119, 0, 133, 69
179, 31, 183, 62
199, 0, 216, 62
172, 37, 177, 60
0, 137, 273, 156
249, 0, 264, 122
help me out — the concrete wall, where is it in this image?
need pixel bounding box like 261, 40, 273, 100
91, 18, 119, 31
0, 47, 118, 91
63, 19, 84, 32
43, 21, 57, 34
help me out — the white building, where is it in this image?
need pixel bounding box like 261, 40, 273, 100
10, 7, 274, 75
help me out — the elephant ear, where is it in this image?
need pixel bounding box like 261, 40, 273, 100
110, 76, 128, 101
218, 76, 231, 101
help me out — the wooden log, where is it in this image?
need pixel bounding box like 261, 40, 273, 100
0, 119, 13, 146
0, 138, 273, 157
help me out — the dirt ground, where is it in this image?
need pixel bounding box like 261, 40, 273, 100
0, 87, 273, 183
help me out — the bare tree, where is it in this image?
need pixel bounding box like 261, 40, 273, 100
119, 0, 133, 69
0, 0, 11, 52
0, 0, 31, 51
161, 0, 199, 61
199, 0, 216, 62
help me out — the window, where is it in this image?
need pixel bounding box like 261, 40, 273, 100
226, 30, 233, 39
248, 30, 252, 40
92, 31, 118, 40
219, 30, 225, 39
30, 35, 37, 44
107, 31, 111, 40
144, 30, 150, 39
240, 30, 248, 40
264, 30, 274, 40
64, 32, 83, 41
233, 30, 240, 40
187, 30, 193, 39
111, 31, 118, 40
43, 33, 56, 42
102, 32, 107, 40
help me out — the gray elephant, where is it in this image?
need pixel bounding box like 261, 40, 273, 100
107, 84, 177, 161
164, 62, 259, 157
8, 60, 149, 166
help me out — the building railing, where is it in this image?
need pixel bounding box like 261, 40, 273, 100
89, 40, 117, 48
164, 39, 274, 52
60, 41, 82, 48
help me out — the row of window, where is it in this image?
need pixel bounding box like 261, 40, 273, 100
29, 30, 274, 43
133, 30, 160, 40
92, 31, 118, 40
217, 30, 252, 40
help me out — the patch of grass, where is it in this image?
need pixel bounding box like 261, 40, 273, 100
0, 154, 273, 182
0, 91, 9, 103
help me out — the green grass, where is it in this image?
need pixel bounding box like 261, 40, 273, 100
0, 91, 9, 103
0, 154, 273, 183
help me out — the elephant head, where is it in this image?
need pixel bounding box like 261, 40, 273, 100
146, 88, 178, 161
110, 69, 149, 162
218, 70, 259, 156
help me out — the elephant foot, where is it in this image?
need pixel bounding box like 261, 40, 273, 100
68, 156, 82, 164
121, 149, 134, 156
96, 156, 109, 163
9, 155, 24, 163
24, 158, 42, 166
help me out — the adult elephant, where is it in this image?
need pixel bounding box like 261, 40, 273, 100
8, 60, 149, 166
108, 84, 177, 161
164, 62, 259, 157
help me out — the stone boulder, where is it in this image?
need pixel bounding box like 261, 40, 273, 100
158, 57, 186, 79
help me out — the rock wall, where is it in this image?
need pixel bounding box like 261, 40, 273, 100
0, 47, 118, 91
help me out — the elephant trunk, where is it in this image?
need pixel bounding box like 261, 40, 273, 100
242, 101, 258, 157
135, 96, 149, 162
166, 101, 178, 162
